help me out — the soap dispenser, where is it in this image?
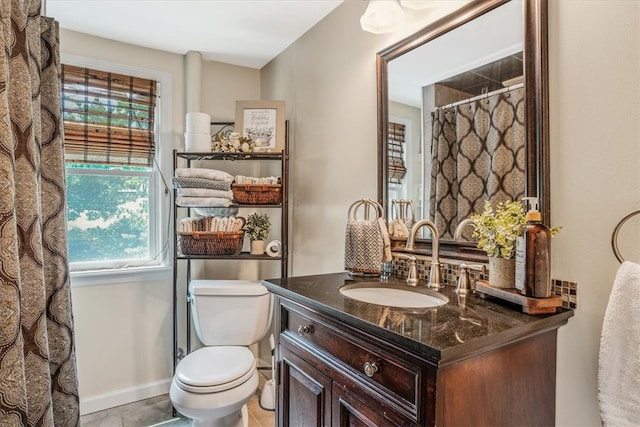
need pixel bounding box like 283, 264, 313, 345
515, 197, 552, 298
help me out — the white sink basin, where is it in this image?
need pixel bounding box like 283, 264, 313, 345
340, 282, 448, 309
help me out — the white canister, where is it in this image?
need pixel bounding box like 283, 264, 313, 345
184, 132, 211, 152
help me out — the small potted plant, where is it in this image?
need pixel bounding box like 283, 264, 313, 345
470, 200, 526, 288
245, 212, 271, 255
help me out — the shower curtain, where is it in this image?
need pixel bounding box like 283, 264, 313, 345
0, 1, 80, 425
429, 87, 525, 240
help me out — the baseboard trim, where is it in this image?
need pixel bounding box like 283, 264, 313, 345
80, 378, 172, 416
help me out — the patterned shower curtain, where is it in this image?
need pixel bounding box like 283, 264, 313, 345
429, 87, 525, 240
0, 1, 80, 425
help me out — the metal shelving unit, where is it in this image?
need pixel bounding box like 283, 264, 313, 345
171, 120, 289, 374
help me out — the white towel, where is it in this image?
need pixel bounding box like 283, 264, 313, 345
176, 196, 233, 208
176, 188, 234, 200
175, 167, 234, 183
234, 175, 280, 185
598, 261, 640, 426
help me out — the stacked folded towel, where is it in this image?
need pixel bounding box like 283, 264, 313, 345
174, 168, 235, 207
178, 216, 245, 233
176, 188, 234, 199
234, 175, 280, 185
175, 167, 234, 183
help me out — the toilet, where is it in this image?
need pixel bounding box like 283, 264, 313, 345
170, 279, 273, 427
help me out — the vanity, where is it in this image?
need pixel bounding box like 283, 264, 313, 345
263, 273, 573, 426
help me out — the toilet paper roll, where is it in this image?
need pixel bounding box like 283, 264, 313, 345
186, 112, 211, 133
265, 240, 281, 257
184, 132, 211, 152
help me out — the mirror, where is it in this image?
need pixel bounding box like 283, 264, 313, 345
377, 0, 548, 258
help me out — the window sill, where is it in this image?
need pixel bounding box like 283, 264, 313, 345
70, 265, 172, 288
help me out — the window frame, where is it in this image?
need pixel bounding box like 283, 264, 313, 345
387, 115, 413, 217
62, 54, 173, 282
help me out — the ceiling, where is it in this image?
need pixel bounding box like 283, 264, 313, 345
439, 53, 523, 98
46, 0, 344, 69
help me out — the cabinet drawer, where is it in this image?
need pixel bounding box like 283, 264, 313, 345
281, 301, 423, 412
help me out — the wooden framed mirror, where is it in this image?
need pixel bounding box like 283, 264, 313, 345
377, 0, 548, 260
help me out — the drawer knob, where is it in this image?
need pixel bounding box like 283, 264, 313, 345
297, 325, 312, 336
363, 361, 379, 377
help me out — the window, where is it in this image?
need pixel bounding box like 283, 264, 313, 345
388, 121, 407, 185
61, 63, 169, 272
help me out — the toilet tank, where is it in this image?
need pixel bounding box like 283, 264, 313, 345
188, 280, 273, 346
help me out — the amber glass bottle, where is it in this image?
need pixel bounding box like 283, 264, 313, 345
515, 200, 551, 298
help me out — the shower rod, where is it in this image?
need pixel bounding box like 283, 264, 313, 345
435, 82, 524, 111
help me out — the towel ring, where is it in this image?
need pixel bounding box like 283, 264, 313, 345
611, 209, 640, 263
348, 198, 383, 221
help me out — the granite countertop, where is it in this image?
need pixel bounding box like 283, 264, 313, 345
263, 272, 574, 364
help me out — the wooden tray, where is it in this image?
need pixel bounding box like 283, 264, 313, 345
475, 280, 562, 315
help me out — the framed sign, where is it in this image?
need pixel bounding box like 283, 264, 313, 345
235, 100, 286, 152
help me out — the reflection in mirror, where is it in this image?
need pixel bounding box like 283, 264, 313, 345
378, 0, 548, 256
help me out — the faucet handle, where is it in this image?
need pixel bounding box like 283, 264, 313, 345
456, 263, 486, 294
395, 253, 416, 261
395, 253, 418, 285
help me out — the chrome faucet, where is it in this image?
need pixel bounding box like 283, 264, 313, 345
405, 219, 442, 291
454, 218, 475, 241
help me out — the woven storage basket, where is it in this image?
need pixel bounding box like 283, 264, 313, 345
177, 230, 244, 256
232, 184, 282, 205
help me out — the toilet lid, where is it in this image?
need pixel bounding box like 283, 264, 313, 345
175, 346, 256, 394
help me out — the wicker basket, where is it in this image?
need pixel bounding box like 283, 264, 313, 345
177, 230, 244, 256
232, 184, 282, 205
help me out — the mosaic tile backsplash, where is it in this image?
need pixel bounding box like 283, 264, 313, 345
391, 256, 577, 309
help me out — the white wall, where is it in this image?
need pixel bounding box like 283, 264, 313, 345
550, 1, 640, 425
262, 1, 640, 426
262, 2, 383, 275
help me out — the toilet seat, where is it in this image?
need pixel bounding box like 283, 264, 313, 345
175, 346, 256, 394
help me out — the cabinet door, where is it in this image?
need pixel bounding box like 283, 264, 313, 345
279, 345, 332, 427
332, 384, 378, 427
332, 383, 417, 427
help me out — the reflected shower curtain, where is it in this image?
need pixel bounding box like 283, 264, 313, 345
430, 88, 525, 240
0, 1, 80, 425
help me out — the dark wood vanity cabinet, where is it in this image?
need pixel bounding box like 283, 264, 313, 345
276, 297, 436, 426
274, 295, 563, 427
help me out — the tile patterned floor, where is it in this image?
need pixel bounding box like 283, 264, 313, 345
80, 372, 275, 426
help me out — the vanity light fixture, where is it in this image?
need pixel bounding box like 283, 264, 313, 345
360, 0, 406, 34
361, 0, 469, 34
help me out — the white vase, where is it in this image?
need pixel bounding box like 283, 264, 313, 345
250, 240, 265, 255
488, 257, 516, 289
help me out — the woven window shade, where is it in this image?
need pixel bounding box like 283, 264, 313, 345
388, 122, 407, 184
61, 64, 157, 167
